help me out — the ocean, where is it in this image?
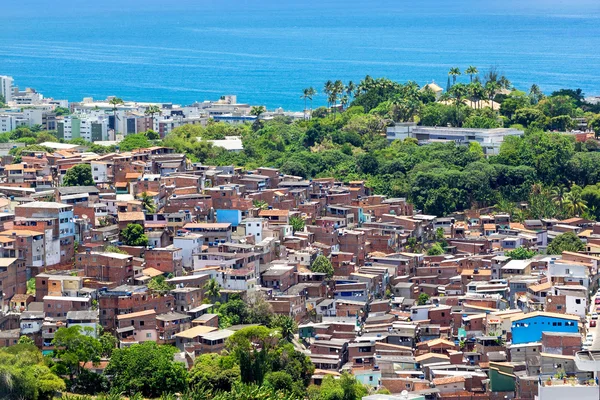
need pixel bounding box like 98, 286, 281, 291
1, 0, 600, 110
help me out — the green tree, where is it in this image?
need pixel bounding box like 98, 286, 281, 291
54, 106, 70, 116
505, 247, 537, 260
17, 335, 34, 345
426, 242, 445, 256
63, 164, 93, 186
144, 105, 161, 122
465, 66, 479, 83
448, 67, 461, 86
139, 191, 157, 213
204, 277, 221, 302
189, 353, 240, 393
0, 344, 65, 400
147, 275, 174, 294
119, 133, 151, 151
121, 223, 148, 246
52, 325, 102, 380
271, 315, 297, 342
547, 231, 585, 255
418, 293, 430, 306
318, 373, 367, 400
145, 129, 160, 140
289, 216, 305, 233
310, 255, 334, 278
105, 341, 188, 397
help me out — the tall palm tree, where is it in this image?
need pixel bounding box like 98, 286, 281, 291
250, 105, 266, 119
564, 190, 588, 217
203, 278, 221, 302
551, 184, 567, 211
139, 191, 157, 213
253, 199, 269, 210
498, 76, 512, 90
465, 66, 479, 83
449, 83, 468, 127
529, 84, 544, 105
448, 67, 462, 86
301, 88, 310, 119
307, 87, 317, 116
144, 105, 161, 131
109, 97, 124, 135
468, 81, 485, 109
485, 81, 501, 111
340, 95, 349, 110
323, 80, 334, 107
346, 81, 356, 100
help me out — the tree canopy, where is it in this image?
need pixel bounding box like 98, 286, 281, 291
63, 164, 94, 187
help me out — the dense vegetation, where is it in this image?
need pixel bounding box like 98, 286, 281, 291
10, 67, 600, 219
2, 323, 378, 400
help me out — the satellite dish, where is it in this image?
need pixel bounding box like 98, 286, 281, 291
547, 298, 552, 303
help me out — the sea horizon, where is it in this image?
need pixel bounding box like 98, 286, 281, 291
1, 0, 600, 110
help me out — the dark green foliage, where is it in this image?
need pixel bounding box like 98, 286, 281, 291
505, 247, 537, 260
105, 341, 188, 397
63, 164, 94, 186
547, 231, 585, 255
121, 223, 148, 246
310, 255, 334, 278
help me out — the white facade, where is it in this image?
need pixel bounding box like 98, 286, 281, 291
537, 383, 599, 400
44, 229, 61, 267
173, 234, 203, 269
0, 76, 13, 103
91, 161, 109, 184
548, 261, 589, 288
0, 114, 28, 133
243, 218, 264, 241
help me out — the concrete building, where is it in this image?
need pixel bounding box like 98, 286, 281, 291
0, 75, 14, 103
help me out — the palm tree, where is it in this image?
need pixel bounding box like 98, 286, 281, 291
449, 84, 468, 127
340, 95, 349, 110
564, 190, 588, 217
468, 81, 485, 109
203, 278, 221, 302
109, 97, 125, 135
346, 81, 356, 100
301, 88, 310, 119
306, 87, 317, 117
465, 66, 479, 83
529, 84, 544, 105
485, 81, 500, 111
144, 105, 161, 131
139, 192, 157, 213
277, 316, 297, 342
323, 80, 334, 107
253, 199, 269, 210
498, 76, 512, 90
448, 67, 461, 86
250, 105, 266, 119
551, 184, 567, 211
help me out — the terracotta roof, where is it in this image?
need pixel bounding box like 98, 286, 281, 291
142, 267, 164, 278
117, 211, 145, 222
460, 269, 492, 276
432, 376, 465, 385
259, 209, 289, 217
115, 182, 128, 188
125, 172, 142, 180
4, 164, 24, 170
484, 224, 496, 230
528, 281, 553, 293
116, 309, 156, 320
418, 338, 456, 348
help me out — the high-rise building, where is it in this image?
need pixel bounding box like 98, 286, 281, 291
0, 75, 14, 103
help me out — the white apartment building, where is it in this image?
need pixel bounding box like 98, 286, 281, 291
0, 114, 28, 133
0, 75, 14, 103
58, 115, 109, 142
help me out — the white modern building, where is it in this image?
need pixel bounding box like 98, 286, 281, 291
0, 75, 14, 103
173, 233, 204, 269
386, 124, 524, 155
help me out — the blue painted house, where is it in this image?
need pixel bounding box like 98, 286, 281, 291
216, 209, 242, 227
511, 311, 579, 345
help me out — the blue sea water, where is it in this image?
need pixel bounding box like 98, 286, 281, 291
1, 0, 600, 110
